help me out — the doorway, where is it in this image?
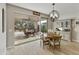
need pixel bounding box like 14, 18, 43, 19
39, 17, 48, 37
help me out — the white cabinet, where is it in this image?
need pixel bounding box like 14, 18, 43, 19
0, 3, 6, 55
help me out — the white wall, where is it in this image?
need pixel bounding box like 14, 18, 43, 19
6, 4, 33, 48
0, 3, 6, 55
6, 4, 48, 48
72, 19, 79, 42
48, 18, 71, 41
10, 3, 79, 20
6, 3, 79, 49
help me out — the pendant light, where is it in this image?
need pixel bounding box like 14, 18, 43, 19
49, 3, 60, 22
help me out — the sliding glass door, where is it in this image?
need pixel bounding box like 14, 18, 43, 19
40, 17, 48, 36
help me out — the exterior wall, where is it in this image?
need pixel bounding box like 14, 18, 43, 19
0, 3, 6, 54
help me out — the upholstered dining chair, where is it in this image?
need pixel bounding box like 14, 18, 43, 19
40, 33, 49, 48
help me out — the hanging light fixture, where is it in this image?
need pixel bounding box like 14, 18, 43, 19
49, 3, 60, 22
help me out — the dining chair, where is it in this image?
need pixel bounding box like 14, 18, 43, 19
54, 36, 62, 49
49, 36, 62, 49
40, 33, 49, 48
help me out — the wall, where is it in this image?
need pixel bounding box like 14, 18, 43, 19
6, 4, 48, 48
72, 19, 79, 42
0, 3, 6, 54
48, 19, 71, 41
6, 3, 79, 49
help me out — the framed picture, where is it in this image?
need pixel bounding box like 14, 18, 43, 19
61, 22, 63, 27
33, 11, 40, 16
76, 21, 79, 24
65, 21, 68, 27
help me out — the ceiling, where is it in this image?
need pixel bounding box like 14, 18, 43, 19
11, 3, 79, 19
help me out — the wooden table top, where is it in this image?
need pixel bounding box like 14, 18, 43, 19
46, 35, 62, 40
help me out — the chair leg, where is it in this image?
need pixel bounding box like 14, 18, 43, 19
43, 41, 45, 48
53, 41, 55, 49
59, 42, 60, 48
49, 42, 51, 48
40, 40, 44, 48
40, 40, 41, 46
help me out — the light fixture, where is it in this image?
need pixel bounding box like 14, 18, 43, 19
49, 3, 60, 22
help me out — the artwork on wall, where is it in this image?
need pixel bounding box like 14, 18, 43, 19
15, 18, 35, 31
60, 20, 70, 28
60, 20, 70, 32
61, 22, 63, 27
33, 11, 40, 16
65, 21, 68, 27
76, 21, 79, 24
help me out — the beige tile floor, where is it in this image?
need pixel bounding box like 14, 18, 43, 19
7, 40, 79, 55
7, 40, 53, 55
14, 31, 40, 45
14, 35, 39, 45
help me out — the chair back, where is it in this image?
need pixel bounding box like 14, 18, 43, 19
53, 36, 62, 42
40, 33, 44, 40
48, 32, 54, 37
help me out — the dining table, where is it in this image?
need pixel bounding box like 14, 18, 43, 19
45, 33, 62, 49
47, 35, 62, 40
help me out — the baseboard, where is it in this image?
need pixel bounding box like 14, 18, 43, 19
15, 39, 39, 46
72, 40, 79, 43
62, 39, 70, 42
6, 46, 15, 50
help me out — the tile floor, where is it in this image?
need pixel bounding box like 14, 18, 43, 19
7, 40, 79, 55
7, 40, 53, 55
